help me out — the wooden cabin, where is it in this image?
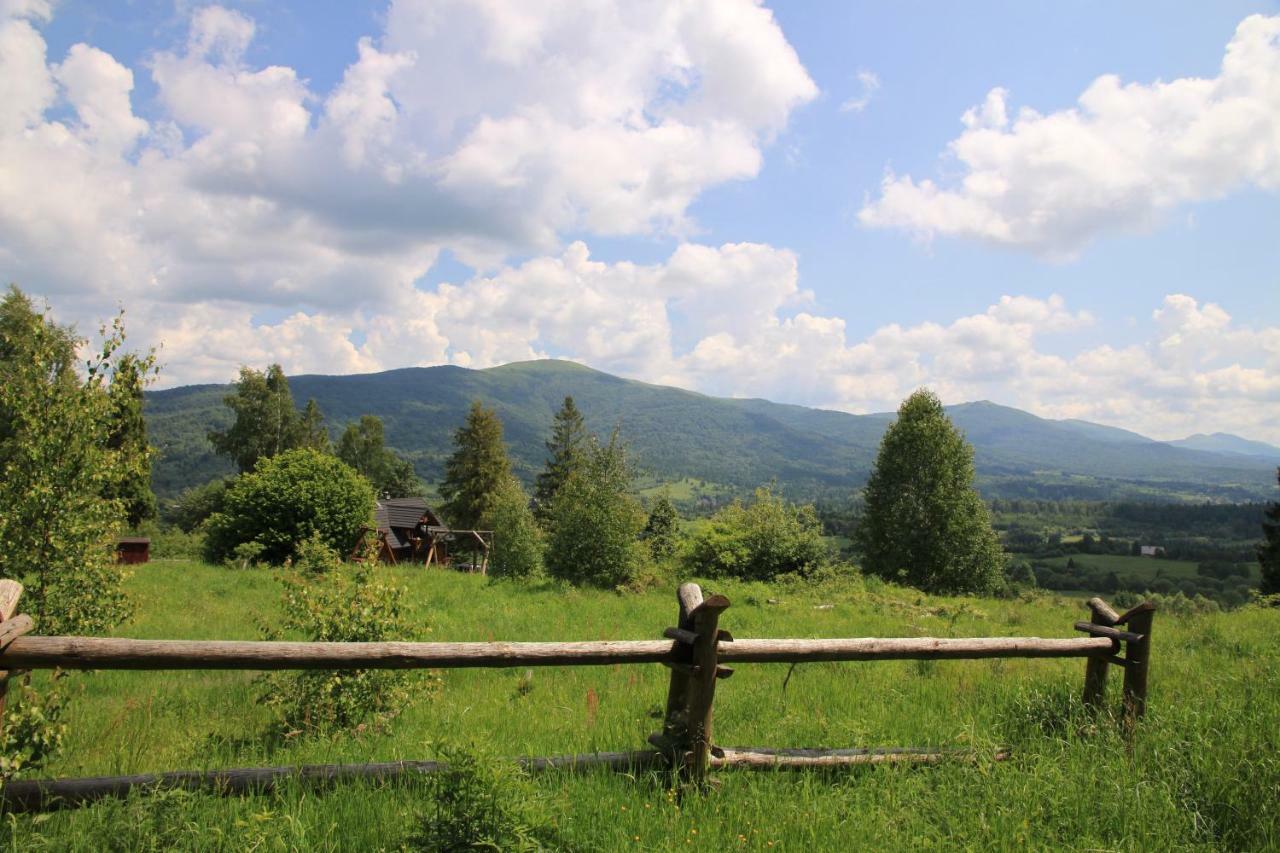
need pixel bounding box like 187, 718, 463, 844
115, 537, 151, 564
352, 497, 492, 572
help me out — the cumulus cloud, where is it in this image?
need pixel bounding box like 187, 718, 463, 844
860, 14, 1280, 257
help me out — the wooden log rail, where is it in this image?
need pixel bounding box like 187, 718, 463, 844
0, 579, 1154, 808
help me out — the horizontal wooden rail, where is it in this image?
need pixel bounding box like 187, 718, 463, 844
717, 636, 1114, 663
0, 634, 1115, 671
0, 746, 1010, 812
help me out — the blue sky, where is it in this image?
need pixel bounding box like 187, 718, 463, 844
3, 0, 1279, 441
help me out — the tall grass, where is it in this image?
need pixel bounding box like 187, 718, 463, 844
7, 561, 1279, 850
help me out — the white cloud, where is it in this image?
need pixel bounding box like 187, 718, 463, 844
860, 14, 1280, 257
840, 70, 880, 113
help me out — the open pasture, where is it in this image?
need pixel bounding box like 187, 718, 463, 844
6, 561, 1280, 851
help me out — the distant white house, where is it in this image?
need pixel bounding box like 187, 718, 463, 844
1139, 545, 1165, 558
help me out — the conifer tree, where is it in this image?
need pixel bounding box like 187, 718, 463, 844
103, 352, 157, 527
1260, 467, 1280, 595
855, 389, 1004, 594
440, 400, 511, 529
642, 493, 681, 559
534, 396, 590, 520
298, 398, 330, 453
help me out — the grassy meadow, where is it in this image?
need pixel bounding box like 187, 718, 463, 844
7, 560, 1280, 851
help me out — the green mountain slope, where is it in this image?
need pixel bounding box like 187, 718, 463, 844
1167, 432, 1280, 460
144, 359, 1277, 502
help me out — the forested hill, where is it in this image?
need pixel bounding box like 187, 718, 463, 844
144, 359, 1277, 502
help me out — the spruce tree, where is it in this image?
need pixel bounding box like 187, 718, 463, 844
534, 396, 590, 520
439, 400, 512, 529
855, 389, 1004, 594
642, 493, 681, 559
298, 398, 330, 453
1260, 467, 1280, 595
104, 352, 157, 527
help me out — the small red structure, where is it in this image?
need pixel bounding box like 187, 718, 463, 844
115, 537, 151, 565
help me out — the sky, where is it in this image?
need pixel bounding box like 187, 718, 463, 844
2, 0, 1279, 442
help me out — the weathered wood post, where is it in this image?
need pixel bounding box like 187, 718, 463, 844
0, 579, 33, 721
1120, 601, 1156, 727
1081, 596, 1120, 709
684, 592, 730, 788
652, 582, 704, 768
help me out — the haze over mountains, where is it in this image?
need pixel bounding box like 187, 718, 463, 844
145, 360, 1279, 504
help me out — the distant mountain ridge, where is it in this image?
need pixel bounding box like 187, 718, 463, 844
1166, 432, 1280, 460
144, 359, 1278, 503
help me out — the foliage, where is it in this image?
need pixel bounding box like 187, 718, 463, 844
291, 530, 344, 576
257, 556, 420, 735
544, 433, 647, 587
203, 448, 375, 565
0, 287, 154, 784
685, 486, 828, 580
486, 475, 544, 581
856, 390, 1005, 594
0, 286, 142, 635
1260, 467, 1280, 594
641, 493, 681, 559
534, 395, 591, 521
409, 743, 563, 852
102, 353, 156, 527
207, 364, 327, 474
439, 400, 511, 529
0, 677, 66, 782
336, 414, 421, 498
162, 476, 232, 532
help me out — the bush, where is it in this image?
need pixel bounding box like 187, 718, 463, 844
408, 744, 562, 852
685, 486, 828, 581
486, 475, 544, 581
256, 554, 424, 735
163, 477, 232, 532
545, 435, 647, 588
203, 449, 375, 565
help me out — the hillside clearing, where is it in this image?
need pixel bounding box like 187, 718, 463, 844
6, 561, 1279, 850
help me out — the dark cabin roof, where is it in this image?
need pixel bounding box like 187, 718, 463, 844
373, 498, 446, 550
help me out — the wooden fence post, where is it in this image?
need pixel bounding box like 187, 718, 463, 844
0, 579, 30, 723
684, 593, 730, 788
1119, 601, 1156, 728
1081, 597, 1120, 709
653, 583, 704, 770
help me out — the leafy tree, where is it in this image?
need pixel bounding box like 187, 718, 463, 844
440, 401, 511, 529
641, 493, 681, 559
686, 486, 827, 580
545, 433, 647, 587
854, 389, 1004, 594
204, 448, 375, 564
0, 286, 147, 635
208, 364, 324, 473
103, 353, 156, 527
336, 415, 421, 498
534, 396, 590, 520
0, 287, 153, 780
1260, 467, 1280, 595
485, 474, 544, 581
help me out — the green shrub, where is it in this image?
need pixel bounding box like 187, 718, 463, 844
685, 486, 828, 581
486, 475, 544, 581
256, 555, 424, 735
408, 744, 562, 852
203, 449, 375, 565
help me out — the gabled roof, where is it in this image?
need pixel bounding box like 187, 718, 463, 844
375, 497, 445, 533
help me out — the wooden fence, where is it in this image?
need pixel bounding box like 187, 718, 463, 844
0, 580, 1154, 811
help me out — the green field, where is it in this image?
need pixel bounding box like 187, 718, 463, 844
8, 561, 1280, 850
1036, 553, 1204, 581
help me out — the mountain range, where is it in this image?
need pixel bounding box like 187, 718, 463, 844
144, 359, 1279, 504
